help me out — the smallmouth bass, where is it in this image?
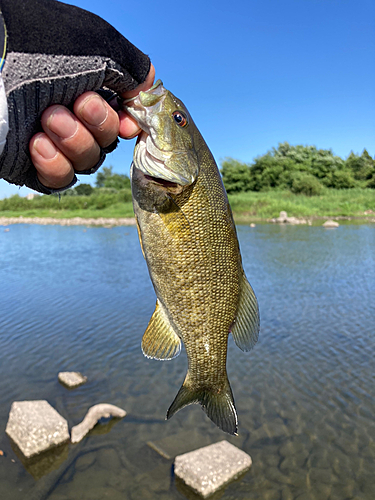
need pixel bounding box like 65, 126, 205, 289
124, 81, 259, 435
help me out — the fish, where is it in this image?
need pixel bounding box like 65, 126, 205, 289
124, 80, 259, 435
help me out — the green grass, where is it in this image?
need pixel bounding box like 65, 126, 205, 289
0, 189, 374, 223
228, 188, 375, 222
0, 203, 135, 219
0, 191, 134, 219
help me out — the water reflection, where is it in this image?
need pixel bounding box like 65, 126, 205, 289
9, 440, 69, 481
0, 223, 374, 499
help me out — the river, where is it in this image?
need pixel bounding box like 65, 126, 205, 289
0, 223, 374, 500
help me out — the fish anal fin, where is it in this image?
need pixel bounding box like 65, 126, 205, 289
232, 273, 260, 352
142, 300, 181, 360
166, 373, 238, 435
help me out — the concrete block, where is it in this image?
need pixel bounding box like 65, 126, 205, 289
174, 440, 252, 498
5, 400, 69, 458
58, 371, 87, 388
71, 403, 126, 443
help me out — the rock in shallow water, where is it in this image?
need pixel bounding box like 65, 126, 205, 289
274, 211, 307, 225
323, 220, 339, 228
5, 400, 69, 458
58, 371, 87, 388
174, 440, 252, 498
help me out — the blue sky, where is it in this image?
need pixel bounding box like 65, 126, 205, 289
1, 0, 374, 198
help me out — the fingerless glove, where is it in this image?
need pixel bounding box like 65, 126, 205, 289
0, 0, 150, 193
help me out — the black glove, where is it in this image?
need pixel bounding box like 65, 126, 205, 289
0, 0, 150, 193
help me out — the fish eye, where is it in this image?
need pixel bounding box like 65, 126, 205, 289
172, 111, 188, 127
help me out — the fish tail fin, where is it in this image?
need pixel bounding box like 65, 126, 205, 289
166, 372, 238, 435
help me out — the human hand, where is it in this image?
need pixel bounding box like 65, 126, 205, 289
0, 0, 152, 193
29, 65, 155, 189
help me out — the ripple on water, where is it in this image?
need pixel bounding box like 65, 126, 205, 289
0, 224, 374, 499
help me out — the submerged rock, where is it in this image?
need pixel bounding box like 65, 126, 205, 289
71, 404, 126, 443
12, 442, 69, 480
58, 371, 87, 388
5, 401, 69, 459
323, 220, 339, 228
174, 440, 252, 498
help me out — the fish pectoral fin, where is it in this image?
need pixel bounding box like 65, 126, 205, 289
231, 273, 260, 352
166, 374, 238, 436
142, 300, 181, 360
158, 197, 193, 240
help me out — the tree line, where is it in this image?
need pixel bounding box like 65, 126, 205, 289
38, 144, 375, 200
61, 166, 131, 197
220, 142, 375, 196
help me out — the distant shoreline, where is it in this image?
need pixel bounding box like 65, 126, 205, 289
0, 216, 137, 227
0, 214, 374, 228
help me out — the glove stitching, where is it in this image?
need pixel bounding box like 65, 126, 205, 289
3, 52, 107, 94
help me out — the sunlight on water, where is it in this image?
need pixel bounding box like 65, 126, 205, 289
0, 223, 374, 499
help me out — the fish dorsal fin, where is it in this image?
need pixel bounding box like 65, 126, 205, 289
142, 300, 181, 360
231, 273, 260, 352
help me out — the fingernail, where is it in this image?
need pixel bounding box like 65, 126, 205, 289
47, 107, 78, 139
80, 95, 108, 126
126, 129, 142, 140
33, 136, 58, 160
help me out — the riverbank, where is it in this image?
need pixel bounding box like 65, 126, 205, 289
1, 214, 374, 227
0, 188, 374, 225
0, 216, 136, 227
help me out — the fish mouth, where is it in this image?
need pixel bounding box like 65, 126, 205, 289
124, 81, 197, 187
134, 131, 192, 186
123, 79, 165, 106
144, 174, 183, 193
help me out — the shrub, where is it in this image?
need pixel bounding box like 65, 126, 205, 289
325, 170, 356, 189
86, 192, 118, 209
73, 183, 94, 196
117, 189, 133, 203
291, 174, 323, 196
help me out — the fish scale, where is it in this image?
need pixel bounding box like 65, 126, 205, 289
125, 80, 259, 434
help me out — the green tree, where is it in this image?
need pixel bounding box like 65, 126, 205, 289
95, 166, 113, 188
346, 150, 375, 181
103, 173, 131, 190
95, 166, 131, 190
221, 143, 372, 194
324, 170, 356, 189
74, 183, 94, 196
220, 158, 252, 193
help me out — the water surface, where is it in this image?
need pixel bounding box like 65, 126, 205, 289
0, 223, 374, 500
